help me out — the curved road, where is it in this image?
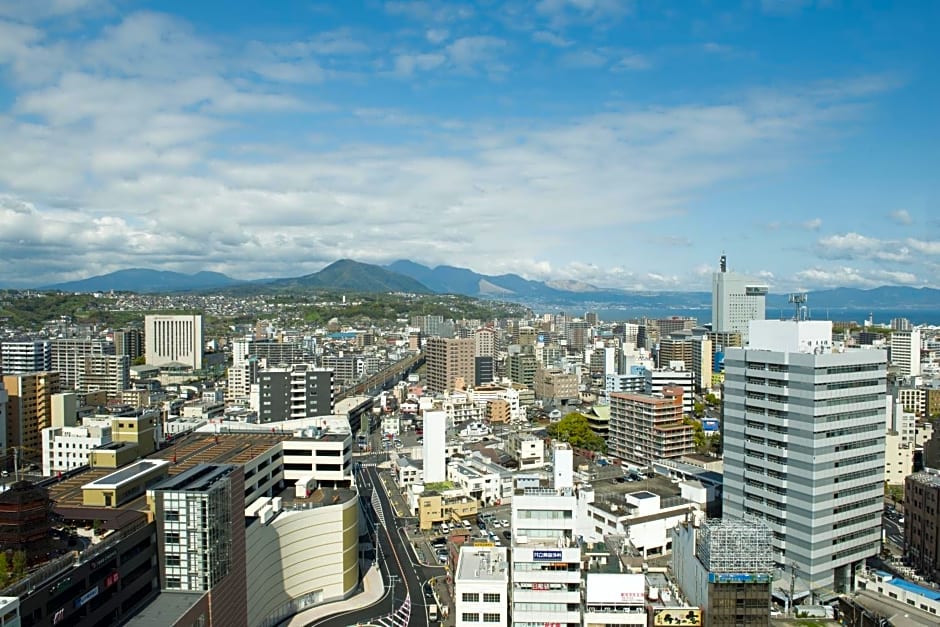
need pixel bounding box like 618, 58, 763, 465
311, 465, 442, 627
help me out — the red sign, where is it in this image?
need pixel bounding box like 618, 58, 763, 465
105, 571, 120, 588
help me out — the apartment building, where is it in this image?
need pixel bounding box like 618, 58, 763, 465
50, 338, 115, 390
253, 364, 334, 423
426, 337, 475, 394
0, 340, 50, 374
3, 371, 61, 457
608, 391, 693, 468
890, 329, 922, 377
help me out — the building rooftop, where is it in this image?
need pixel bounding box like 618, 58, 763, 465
456, 546, 508, 583
123, 591, 206, 627
151, 464, 235, 493
81, 460, 170, 490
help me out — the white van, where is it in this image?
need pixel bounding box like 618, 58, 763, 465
440, 522, 450, 533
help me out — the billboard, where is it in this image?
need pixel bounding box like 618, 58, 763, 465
652, 608, 702, 626
707, 572, 772, 584
532, 550, 563, 561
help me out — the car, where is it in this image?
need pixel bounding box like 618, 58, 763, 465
438, 554, 447, 564
499, 519, 509, 527
477, 521, 486, 530
615, 476, 626, 483
502, 530, 511, 540
424, 584, 435, 600
431, 538, 447, 548
462, 520, 472, 529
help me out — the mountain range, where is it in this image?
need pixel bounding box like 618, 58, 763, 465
40, 260, 940, 311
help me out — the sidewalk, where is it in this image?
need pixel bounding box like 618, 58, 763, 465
284, 562, 384, 627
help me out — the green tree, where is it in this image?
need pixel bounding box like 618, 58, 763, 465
132, 355, 147, 366
0, 553, 9, 588
547, 413, 606, 453
885, 483, 904, 505
704, 393, 719, 407
693, 401, 705, 417
685, 417, 707, 452
11, 550, 26, 580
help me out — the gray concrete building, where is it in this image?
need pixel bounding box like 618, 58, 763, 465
255, 364, 334, 423
723, 320, 887, 595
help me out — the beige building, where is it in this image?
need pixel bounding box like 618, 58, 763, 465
3, 371, 61, 458
426, 337, 475, 394
533, 367, 579, 405
416, 486, 479, 530
885, 431, 913, 486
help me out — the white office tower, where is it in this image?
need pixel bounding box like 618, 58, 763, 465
510, 443, 581, 627
723, 320, 887, 595
423, 410, 447, 483
144, 314, 204, 370
890, 328, 921, 377
711, 254, 768, 342
455, 545, 509, 627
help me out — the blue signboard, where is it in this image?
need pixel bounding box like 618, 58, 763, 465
533, 550, 563, 561
702, 419, 719, 432
707, 573, 771, 584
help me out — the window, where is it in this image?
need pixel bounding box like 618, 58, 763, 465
165, 531, 180, 544
462, 593, 480, 602
462, 613, 479, 622
483, 614, 500, 622
483, 593, 500, 603
165, 510, 179, 522
166, 554, 180, 566
166, 577, 181, 589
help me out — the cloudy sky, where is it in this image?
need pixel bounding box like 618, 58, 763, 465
0, 1, 937, 291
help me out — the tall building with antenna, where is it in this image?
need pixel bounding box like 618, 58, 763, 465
711, 254, 768, 343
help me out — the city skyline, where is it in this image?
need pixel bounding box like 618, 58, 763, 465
0, 1, 937, 291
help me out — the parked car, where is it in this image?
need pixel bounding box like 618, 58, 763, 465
499, 519, 509, 527
502, 530, 511, 540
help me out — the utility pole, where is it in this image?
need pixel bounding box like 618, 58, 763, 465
388, 574, 400, 609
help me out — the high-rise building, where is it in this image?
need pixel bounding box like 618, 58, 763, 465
49, 338, 115, 390
113, 328, 144, 360
149, 464, 248, 627
510, 443, 581, 627
426, 337, 474, 394
723, 320, 887, 594
253, 364, 333, 422
691, 334, 714, 393
711, 254, 768, 342
0, 340, 51, 374
905, 469, 940, 583
3, 371, 61, 460
473, 327, 497, 358
672, 517, 774, 626
144, 314, 204, 370
506, 346, 537, 388
890, 329, 922, 377
474, 356, 495, 386
608, 390, 693, 467
658, 332, 692, 369
423, 410, 447, 483
79, 354, 130, 396
533, 367, 579, 406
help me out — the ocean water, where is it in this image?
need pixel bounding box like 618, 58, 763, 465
594, 308, 940, 327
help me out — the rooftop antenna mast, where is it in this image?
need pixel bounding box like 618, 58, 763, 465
719, 253, 727, 273
788, 293, 808, 321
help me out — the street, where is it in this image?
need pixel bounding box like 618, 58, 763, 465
312, 464, 442, 627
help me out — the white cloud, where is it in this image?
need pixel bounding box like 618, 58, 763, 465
889, 209, 912, 225
0, 10, 912, 289
384, 1, 474, 23
612, 52, 650, 71
535, 0, 634, 28
532, 30, 572, 47
802, 217, 822, 230
560, 49, 606, 68
794, 266, 920, 289
425, 28, 448, 44
816, 232, 911, 262
0, 0, 111, 21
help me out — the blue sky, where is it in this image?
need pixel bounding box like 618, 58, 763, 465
0, 0, 937, 291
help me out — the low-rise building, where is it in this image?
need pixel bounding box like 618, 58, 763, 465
448, 452, 513, 506
455, 546, 509, 627
41, 421, 113, 476
504, 431, 545, 470
583, 573, 648, 627
415, 483, 479, 530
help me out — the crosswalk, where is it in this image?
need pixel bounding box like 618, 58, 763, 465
371, 489, 386, 527
373, 593, 411, 627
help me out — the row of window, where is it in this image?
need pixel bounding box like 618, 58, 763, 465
461, 593, 501, 603
461, 613, 501, 622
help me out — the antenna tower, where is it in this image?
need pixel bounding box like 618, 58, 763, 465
787, 293, 808, 321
